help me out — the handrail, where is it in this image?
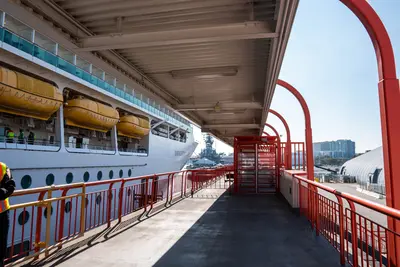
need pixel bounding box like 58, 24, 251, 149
5, 166, 232, 266
293, 174, 400, 220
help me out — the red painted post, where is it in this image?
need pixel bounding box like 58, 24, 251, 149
335, 195, 346, 266
106, 182, 116, 227
269, 109, 292, 169
339, 1, 400, 264
57, 189, 70, 243
143, 178, 149, 212
264, 123, 282, 177
34, 191, 46, 257
170, 173, 175, 204
348, 200, 359, 266
165, 174, 171, 205
118, 180, 126, 223
233, 138, 238, 193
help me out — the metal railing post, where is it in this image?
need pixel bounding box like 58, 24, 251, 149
44, 189, 52, 257
118, 180, 126, 223
335, 196, 345, 265
80, 184, 86, 237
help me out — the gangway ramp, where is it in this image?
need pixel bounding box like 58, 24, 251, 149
28, 188, 342, 267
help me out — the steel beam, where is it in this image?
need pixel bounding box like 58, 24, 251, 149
203, 124, 260, 129
174, 101, 263, 111
77, 22, 277, 51
151, 120, 165, 129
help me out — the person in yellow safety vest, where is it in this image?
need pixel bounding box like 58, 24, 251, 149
0, 163, 15, 267
6, 130, 14, 143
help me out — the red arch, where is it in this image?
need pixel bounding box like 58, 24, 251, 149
269, 109, 292, 169
276, 79, 314, 183
341, 1, 400, 263
263, 123, 282, 171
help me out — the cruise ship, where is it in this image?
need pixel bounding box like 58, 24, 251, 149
0, 11, 197, 193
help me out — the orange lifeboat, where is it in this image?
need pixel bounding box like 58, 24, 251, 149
117, 115, 150, 139
0, 66, 63, 120
64, 97, 119, 132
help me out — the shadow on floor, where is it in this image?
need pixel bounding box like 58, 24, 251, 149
153, 192, 345, 267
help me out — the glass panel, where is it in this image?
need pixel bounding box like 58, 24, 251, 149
18, 37, 33, 54
116, 89, 123, 97
3, 29, 20, 48
105, 73, 115, 85
4, 14, 33, 41
58, 58, 75, 74
34, 32, 56, 54
92, 65, 104, 79
81, 70, 91, 82
116, 81, 124, 90
0, 27, 3, 42
33, 45, 57, 66
76, 57, 91, 72
90, 75, 99, 86
97, 79, 105, 89
109, 85, 116, 94
58, 46, 75, 64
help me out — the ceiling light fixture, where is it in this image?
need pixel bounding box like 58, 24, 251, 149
170, 66, 238, 79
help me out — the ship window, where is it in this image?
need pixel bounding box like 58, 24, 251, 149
18, 211, 30, 225
44, 206, 53, 219
119, 170, 123, 178
66, 172, 73, 184
128, 169, 132, 177
96, 195, 102, 205
109, 170, 114, 179
97, 171, 103, 180
46, 174, 55, 186
83, 171, 90, 182
21, 175, 32, 189
65, 201, 71, 213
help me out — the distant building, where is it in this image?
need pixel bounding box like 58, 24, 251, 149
313, 140, 355, 159
340, 146, 384, 194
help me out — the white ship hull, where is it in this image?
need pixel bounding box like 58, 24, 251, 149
3, 133, 196, 190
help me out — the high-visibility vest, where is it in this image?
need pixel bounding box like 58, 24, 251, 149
0, 162, 10, 213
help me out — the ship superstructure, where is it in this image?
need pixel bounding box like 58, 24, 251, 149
0, 10, 197, 191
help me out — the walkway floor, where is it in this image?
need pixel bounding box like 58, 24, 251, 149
29, 189, 344, 267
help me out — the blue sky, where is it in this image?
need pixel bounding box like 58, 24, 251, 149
193, 0, 400, 155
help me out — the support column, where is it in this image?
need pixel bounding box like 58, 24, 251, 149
56, 105, 65, 151
339, 1, 400, 264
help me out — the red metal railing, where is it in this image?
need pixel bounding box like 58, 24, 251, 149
281, 142, 305, 170
293, 173, 400, 267
5, 166, 232, 266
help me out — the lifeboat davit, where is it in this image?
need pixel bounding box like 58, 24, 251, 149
64, 98, 119, 132
0, 66, 63, 120
117, 115, 150, 138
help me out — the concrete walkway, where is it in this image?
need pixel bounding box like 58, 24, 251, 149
29, 189, 344, 267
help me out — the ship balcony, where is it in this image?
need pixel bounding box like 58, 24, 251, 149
0, 137, 60, 152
